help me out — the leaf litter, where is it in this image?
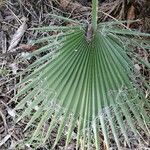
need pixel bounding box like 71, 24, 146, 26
8, 17, 28, 52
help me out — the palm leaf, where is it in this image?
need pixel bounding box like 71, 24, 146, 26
14, 21, 150, 149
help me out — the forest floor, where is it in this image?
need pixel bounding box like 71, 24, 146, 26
0, 0, 149, 149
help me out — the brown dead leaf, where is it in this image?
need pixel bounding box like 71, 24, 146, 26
127, 5, 136, 28
0, 0, 5, 7
60, 0, 71, 9
60, 0, 90, 13
8, 17, 28, 51
19, 44, 38, 52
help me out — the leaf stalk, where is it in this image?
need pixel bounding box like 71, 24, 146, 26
92, 0, 98, 32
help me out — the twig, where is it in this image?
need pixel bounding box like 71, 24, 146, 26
0, 107, 8, 132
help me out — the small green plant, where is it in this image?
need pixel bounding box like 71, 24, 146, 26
13, 0, 150, 149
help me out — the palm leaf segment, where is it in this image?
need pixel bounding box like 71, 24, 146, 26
14, 20, 150, 149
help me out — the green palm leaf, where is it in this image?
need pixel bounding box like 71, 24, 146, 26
14, 20, 150, 149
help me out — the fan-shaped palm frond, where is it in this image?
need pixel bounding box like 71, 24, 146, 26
13, 4, 150, 150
